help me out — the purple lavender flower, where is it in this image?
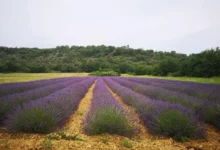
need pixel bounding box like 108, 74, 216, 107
0, 77, 88, 124
83, 78, 137, 136
104, 77, 206, 140
111, 77, 220, 129
4, 77, 96, 133
125, 77, 220, 102
0, 77, 74, 96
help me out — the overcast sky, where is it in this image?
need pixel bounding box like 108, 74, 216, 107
0, 0, 219, 54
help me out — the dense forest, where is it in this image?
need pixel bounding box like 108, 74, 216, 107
0, 45, 219, 77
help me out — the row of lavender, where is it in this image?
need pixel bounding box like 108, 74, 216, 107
4, 77, 96, 133
83, 78, 137, 136
0, 77, 86, 124
110, 77, 220, 129
104, 77, 205, 141
126, 77, 220, 101
0, 77, 73, 96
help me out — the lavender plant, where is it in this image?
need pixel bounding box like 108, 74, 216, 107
104, 77, 205, 141
0, 77, 85, 124
83, 78, 137, 136
145, 105, 205, 141
112, 77, 203, 109
112, 77, 220, 129
4, 77, 96, 133
0, 77, 73, 97
126, 77, 220, 102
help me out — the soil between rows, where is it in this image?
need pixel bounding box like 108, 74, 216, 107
0, 81, 219, 150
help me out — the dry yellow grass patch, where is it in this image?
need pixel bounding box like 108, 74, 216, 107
0, 73, 89, 84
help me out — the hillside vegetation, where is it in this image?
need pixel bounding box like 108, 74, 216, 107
0, 45, 219, 77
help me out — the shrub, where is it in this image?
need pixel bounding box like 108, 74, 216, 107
104, 77, 206, 141
89, 71, 120, 76
85, 107, 134, 136
146, 108, 206, 141
4, 77, 95, 133
5, 106, 57, 133
197, 103, 220, 129
168, 71, 181, 77
0, 77, 84, 125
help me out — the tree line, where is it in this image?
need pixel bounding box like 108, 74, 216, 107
0, 45, 219, 77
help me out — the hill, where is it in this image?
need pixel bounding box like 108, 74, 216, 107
0, 45, 219, 77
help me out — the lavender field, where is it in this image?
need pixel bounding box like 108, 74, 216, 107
0, 76, 219, 149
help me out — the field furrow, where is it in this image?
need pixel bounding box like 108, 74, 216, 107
64, 80, 96, 135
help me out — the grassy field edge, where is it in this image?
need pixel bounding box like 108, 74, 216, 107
121, 74, 220, 84
0, 73, 89, 83
0, 73, 219, 84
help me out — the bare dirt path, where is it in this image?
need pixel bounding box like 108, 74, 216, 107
64, 80, 97, 135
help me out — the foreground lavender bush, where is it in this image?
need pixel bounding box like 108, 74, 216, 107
0, 77, 72, 96
145, 105, 204, 141
0, 77, 85, 124
5, 104, 58, 133
197, 102, 220, 128
84, 78, 137, 136
113, 77, 220, 129
104, 77, 205, 141
4, 77, 96, 133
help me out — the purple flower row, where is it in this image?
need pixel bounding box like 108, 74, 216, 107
125, 77, 220, 102
104, 77, 205, 139
112, 77, 204, 109
110, 77, 220, 129
0, 77, 74, 97
4, 77, 96, 133
87, 78, 123, 112
83, 78, 137, 136
0, 77, 86, 123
